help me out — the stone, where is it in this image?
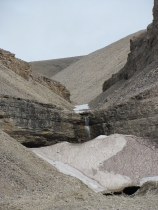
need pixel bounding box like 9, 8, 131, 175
0, 49, 71, 102
89, 0, 158, 140
0, 95, 89, 147
0, 48, 32, 80
34, 75, 71, 102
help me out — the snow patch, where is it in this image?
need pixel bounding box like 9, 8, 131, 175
33, 151, 105, 193
95, 135, 107, 139
73, 104, 90, 113
140, 176, 158, 186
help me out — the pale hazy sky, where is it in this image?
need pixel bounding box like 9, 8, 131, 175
0, 0, 153, 61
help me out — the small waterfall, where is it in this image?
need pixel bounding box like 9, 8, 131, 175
85, 116, 91, 139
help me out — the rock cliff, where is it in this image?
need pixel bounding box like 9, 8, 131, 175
35, 75, 71, 102
0, 48, 32, 80
0, 95, 89, 147
88, 1, 158, 140
0, 53, 90, 146
0, 49, 71, 102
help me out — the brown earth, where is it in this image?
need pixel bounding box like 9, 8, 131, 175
30, 56, 84, 78
53, 31, 144, 104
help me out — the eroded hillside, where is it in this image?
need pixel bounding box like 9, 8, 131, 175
30, 56, 84, 78
53, 31, 144, 104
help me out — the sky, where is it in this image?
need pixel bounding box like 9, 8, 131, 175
0, 0, 153, 62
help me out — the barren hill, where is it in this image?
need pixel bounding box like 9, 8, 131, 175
30, 56, 84, 78
53, 31, 144, 104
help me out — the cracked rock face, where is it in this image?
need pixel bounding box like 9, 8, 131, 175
0, 48, 32, 80
89, 1, 158, 140
34, 75, 71, 102
0, 96, 89, 147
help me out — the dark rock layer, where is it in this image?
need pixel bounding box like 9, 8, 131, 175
0, 95, 89, 147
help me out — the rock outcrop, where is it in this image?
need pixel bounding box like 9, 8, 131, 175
0, 48, 32, 80
35, 75, 71, 102
0, 49, 71, 102
0, 95, 89, 147
102, 0, 158, 93
0, 62, 73, 110
89, 1, 158, 140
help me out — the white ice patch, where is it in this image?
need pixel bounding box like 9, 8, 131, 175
32, 134, 128, 193
73, 104, 90, 113
33, 151, 105, 192
95, 135, 107, 139
140, 176, 158, 186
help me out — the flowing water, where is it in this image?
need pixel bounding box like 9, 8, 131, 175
85, 116, 91, 139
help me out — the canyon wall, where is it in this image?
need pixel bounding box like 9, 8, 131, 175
89, 1, 158, 140
0, 95, 88, 147
35, 75, 71, 102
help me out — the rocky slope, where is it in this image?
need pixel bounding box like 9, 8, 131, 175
0, 54, 91, 146
0, 49, 71, 103
34, 75, 71, 102
53, 31, 144, 104
0, 48, 32, 80
88, 0, 158, 140
0, 63, 72, 110
30, 56, 84, 78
